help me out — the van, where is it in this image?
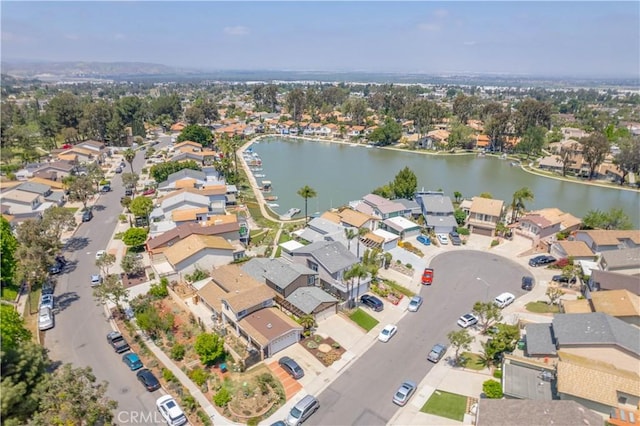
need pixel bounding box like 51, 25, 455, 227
494, 292, 515, 308
286, 395, 319, 426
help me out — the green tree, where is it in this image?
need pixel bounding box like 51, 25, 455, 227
447, 121, 474, 149
510, 187, 534, 224
391, 167, 417, 199
129, 196, 154, 226
29, 364, 117, 425
546, 287, 564, 305
92, 274, 129, 315
344, 228, 357, 251
80, 100, 113, 142
149, 93, 182, 121
177, 124, 213, 146
582, 208, 633, 230
149, 160, 202, 183
371, 184, 394, 199
516, 126, 546, 157
14, 219, 59, 293
482, 379, 503, 399
65, 175, 96, 210
0, 217, 18, 287
122, 227, 148, 248
368, 117, 402, 146
106, 112, 126, 146
453, 191, 462, 203
120, 253, 143, 276
454, 209, 467, 225
0, 305, 31, 351
298, 315, 316, 333
214, 387, 231, 407
297, 185, 317, 225
121, 172, 139, 191
85, 162, 106, 192
452, 94, 477, 124
472, 301, 503, 334
513, 98, 552, 135
344, 263, 368, 304
41, 206, 76, 242
95, 253, 116, 276
135, 305, 174, 339
123, 148, 136, 174
194, 333, 225, 366
613, 136, 640, 185
286, 88, 306, 121
479, 192, 493, 199
447, 329, 474, 366
581, 133, 610, 179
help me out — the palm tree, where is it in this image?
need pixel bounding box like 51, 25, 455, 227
344, 228, 357, 251
344, 263, 368, 306
356, 227, 368, 260
453, 191, 462, 203
123, 148, 136, 174
510, 187, 534, 224
298, 315, 316, 335
297, 185, 317, 225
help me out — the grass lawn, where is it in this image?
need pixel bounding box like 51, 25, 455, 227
420, 389, 467, 421
381, 278, 415, 298
64, 207, 79, 213
461, 352, 485, 370
1, 284, 20, 302
349, 308, 379, 332
278, 231, 291, 244
526, 301, 560, 314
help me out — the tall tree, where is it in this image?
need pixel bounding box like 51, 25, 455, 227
149, 160, 201, 183
582, 208, 633, 230
613, 136, 640, 185
472, 301, 503, 334
484, 111, 511, 151
344, 228, 357, 251
286, 88, 306, 121
344, 263, 369, 304
92, 274, 129, 315
452, 94, 477, 124
367, 117, 402, 146
65, 175, 96, 210
0, 304, 31, 351
516, 126, 546, 158
447, 329, 474, 366
558, 142, 579, 177
0, 217, 18, 287
581, 133, 610, 179
41, 206, 76, 242
391, 166, 418, 199
297, 185, 317, 225
176, 124, 213, 146
123, 148, 136, 174
510, 187, 534, 224
514, 98, 552, 135
129, 196, 153, 227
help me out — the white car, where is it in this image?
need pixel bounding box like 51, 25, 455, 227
378, 324, 398, 342
95, 250, 107, 260
494, 292, 515, 308
436, 234, 449, 245
156, 395, 187, 426
457, 313, 478, 328
90, 273, 103, 287
38, 307, 54, 331
407, 295, 423, 312
39, 294, 54, 311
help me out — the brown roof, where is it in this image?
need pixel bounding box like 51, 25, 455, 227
197, 280, 228, 311
174, 179, 196, 189
320, 211, 341, 224
163, 234, 233, 265
578, 230, 640, 246
172, 207, 209, 222
470, 196, 504, 217
591, 289, 640, 317
476, 400, 604, 426
210, 264, 262, 294
224, 285, 275, 313
531, 208, 582, 230
173, 140, 201, 149
556, 240, 594, 257
557, 351, 640, 406
186, 185, 227, 196
146, 220, 240, 251
337, 208, 373, 228
561, 299, 592, 314
239, 308, 302, 347
28, 177, 65, 189
519, 213, 554, 229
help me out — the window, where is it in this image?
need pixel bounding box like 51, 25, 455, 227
307, 275, 315, 286
307, 261, 318, 272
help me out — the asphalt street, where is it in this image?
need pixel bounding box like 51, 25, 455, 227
45, 136, 172, 424
308, 250, 531, 426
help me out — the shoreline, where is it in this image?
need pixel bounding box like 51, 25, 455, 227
245, 133, 640, 194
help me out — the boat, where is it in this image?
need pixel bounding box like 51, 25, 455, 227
267, 203, 279, 207
281, 208, 301, 220
251, 167, 263, 171
261, 180, 272, 192
264, 195, 278, 201
510, 161, 520, 167
255, 173, 266, 178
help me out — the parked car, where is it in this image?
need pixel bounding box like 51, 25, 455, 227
436, 233, 449, 245
122, 352, 144, 371
91, 273, 103, 287
521, 276, 534, 291
457, 313, 478, 328
82, 209, 93, 222
156, 395, 188, 426
552, 275, 577, 284
421, 268, 434, 285
407, 295, 423, 312
114, 167, 123, 174
494, 292, 515, 308
38, 307, 54, 331
378, 324, 398, 342
392, 380, 417, 406
427, 344, 447, 363
49, 261, 63, 275
124, 188, 133, 197
449, 231, 462, 246
42, 279, 55, 295
528, 255, 556, 267
279, 356, 304, 379
96, 250, 107, 260
39, 294, 54, 311
136, 368, 161, 391
101, 184, 111, 192
360, 294, 384, 312
106, 331, 130, 353
286, 395, 319, 426
142, 188, 156, 196
417, 235, 431, 246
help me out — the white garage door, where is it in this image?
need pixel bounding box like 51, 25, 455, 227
269, 330, 299, 356
314, 305, 336, 322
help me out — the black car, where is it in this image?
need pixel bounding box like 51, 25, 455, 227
107, 331, 130, 353
360, 294, 384, 312
136, 368, 161, 392
125, 188, 133, 197
42, 279, 55, 295
521, 276, 534, 291
552, 275, 577, 284
449, 231, 462, 246
279, 356, 304, 379
101, 184, 111, 192
49, 261, 64, 275
82, 209, 93, 222
528, 255, 556, 267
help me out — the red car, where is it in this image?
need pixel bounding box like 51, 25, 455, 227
142, 188, 156, 196
421, 268, 434, 285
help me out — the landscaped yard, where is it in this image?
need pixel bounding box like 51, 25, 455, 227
349, 308, 379, 331
1, 283, 20, 302
461, 352, 485, 370
300, 334, 346, 366
525, 301, 560, 314
420, 389, 467, 421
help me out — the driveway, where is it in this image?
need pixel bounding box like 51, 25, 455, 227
307, 250, 532, 426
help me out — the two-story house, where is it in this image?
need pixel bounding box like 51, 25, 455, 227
575, 230, 640, 253
416, 190, 457, 234
354, 194, 407, 220
467, 196, 505, 236
150, 191, 211, 222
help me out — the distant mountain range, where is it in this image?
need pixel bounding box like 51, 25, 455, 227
1, 60, 638, 88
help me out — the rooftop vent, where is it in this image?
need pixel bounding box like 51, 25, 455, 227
267, 323, 272, 329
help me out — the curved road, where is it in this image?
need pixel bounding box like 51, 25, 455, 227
308, 250, 531, 426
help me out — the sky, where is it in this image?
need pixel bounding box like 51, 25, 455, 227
1, 1, 639, 77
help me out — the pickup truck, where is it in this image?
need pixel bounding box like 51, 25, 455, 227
107, 331, 130, 353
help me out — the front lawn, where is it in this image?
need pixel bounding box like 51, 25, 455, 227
64, 207, 79, 213
420, 389, 467, 421
525, 301, 560, 314
461, 352, 485, 370
1, 283, 20, 302
349, 308, 379, 331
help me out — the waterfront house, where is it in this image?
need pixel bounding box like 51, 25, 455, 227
161, 234, 243, 276
321, 208, 377, 231
575, 230, 640, 253
147, 219, 242, 252
356, 194, 406, 220
150, 191, 211, 222
599, 247, 640, 275
380, 216, 421, 239
415, 191, 457, 234
242, 258, 317, 298
395, 198, 422, 219
550, 240, 596, 262
517, 208, 582, 244
295, 217, 350, 246
586, 270, 640, 295
156, 169, 208, 192
467, 196, 505, 237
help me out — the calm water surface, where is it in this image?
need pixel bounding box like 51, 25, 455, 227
250, 137, 640, 227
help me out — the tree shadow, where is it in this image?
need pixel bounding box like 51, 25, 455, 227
63, 237, 89, 252
61, 260, 80, 274
91, 204, 106, 212
46, 360, 64, 374
55, 291, 80, 313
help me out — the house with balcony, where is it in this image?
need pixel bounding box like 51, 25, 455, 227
355, 193, 407, 220
467, 196, 505, 237
241, 258, 318, 298
321, 208, 377, 231
575, 230, 640, 254
160, 234, 244, 276
416, 190, 457, 234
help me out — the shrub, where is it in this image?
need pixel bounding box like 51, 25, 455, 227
194, 333, 225, 366
457, 227, 470, 236
118, 215, 127, 223
182, 395, 197, 412
149, 280, 169, 299
483, 379, 503, 399
490, 239, 499, 247
213, 387, 231, 407
332, 342, 341, 349
306, 341, 318, 349
171, 343, 186, 361
196, 410, 212, 426
162, 368, 177, 383
493, 369, 503, 379
405, 263, 412, 269
189, 367, 209, 387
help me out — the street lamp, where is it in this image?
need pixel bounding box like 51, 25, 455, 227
476, 277, 490, 300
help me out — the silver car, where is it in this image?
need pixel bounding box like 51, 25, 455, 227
427, 344, 447, 363
393, 380, 417, 406
407, 295, 423, 312
38, 307, 54, 331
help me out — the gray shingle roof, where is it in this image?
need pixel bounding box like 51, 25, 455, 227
590, 269, 640, 294
417, 193, 454, 214
241, 258, 315, 291
285, 287, 338, 314
552, 312, 640, 355
477, 400, 603, 426
17, 182, 51, 195
524, 323, 557, 356
601, 247, 640, 270
424, 214, 458, 229
165, 169, 206, 184
292, 241, 357, 274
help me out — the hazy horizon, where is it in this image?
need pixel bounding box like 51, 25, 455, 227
2, 2, 638, 78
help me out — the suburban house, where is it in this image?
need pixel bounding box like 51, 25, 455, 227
195, 265, 301, 359
575, 230, 640, 253
0, 189, 47, 216
467, 196, 505, 236
295, 217, 351, 246
360, 228, 400, 252
562, 289, 640, 327
416, 191, 457, 234
30, 160, 75, 181
550, 240, 597, 262
147, 219, 242, 253
517, 208, 583, 243
156, 169, 224, 192
158, 234, 244, 276
600, 247, 640, 275
354, 194, 407, 220
16, 181, 65, 207
379, 216, 421, 239
241, 258, 318, 298
395, 198, 422, 219
321, 208, 377, 231
57, 146, 99, 164
476, 400, 603, 426
586, 270, 640, 295
289, 240, 370, 300
283, 287, 339, 322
